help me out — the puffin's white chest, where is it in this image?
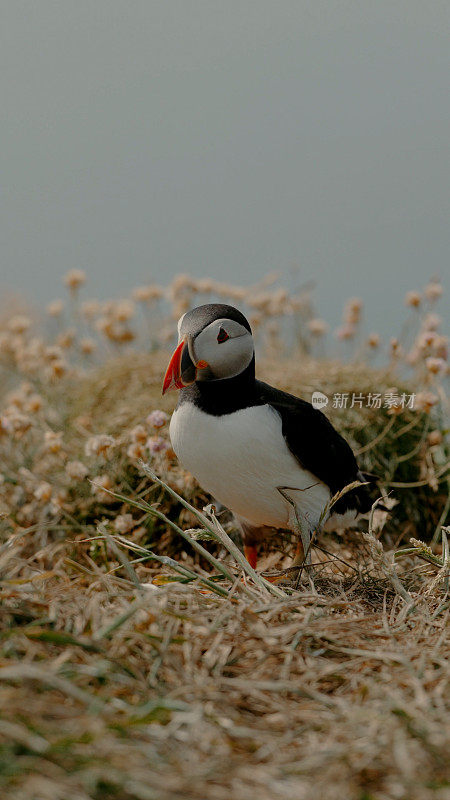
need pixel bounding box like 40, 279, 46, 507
169, 402, 331, 530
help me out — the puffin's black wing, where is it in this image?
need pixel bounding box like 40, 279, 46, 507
256, 380, 373, 515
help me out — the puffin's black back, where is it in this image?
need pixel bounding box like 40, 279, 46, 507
256, 381, 374, 516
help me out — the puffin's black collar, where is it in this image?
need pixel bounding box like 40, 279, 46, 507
178, 356, 258, 416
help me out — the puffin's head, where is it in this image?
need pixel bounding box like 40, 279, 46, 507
162, 304, 254, 394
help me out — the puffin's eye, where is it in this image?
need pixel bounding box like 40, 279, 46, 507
217, 327, 229, 344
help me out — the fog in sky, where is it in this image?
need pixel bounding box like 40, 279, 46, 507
2, 1, 449, 333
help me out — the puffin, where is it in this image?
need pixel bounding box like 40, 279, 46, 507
162, 303, 379, 570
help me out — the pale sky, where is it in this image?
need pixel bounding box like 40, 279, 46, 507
1, 1, 449, 333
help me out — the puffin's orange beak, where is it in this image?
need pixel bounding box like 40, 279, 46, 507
162, 340, 188, 394
162, 339, 207, 394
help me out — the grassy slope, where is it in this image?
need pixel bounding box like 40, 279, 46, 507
1, 354, 449, 800
67, 352, 448, 543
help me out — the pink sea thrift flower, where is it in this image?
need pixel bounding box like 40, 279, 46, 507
146, 410, 169, 429
426, 357, 447, 375
424, 281, 443, 302
85, 435, 116, 458
405, 291, 421, 308
66, 461, 89, 480
146, 436, 168, 455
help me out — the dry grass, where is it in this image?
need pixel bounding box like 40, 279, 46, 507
1, 513, 450, 800
0, 273, 449, 799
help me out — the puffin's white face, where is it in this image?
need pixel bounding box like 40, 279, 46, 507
163, 311, 254, 393
192, 318, 253, 381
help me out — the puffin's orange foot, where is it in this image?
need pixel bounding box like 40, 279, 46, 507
291, 540, 305, 567
263, 574, 286, 584
244, 545, 258, 570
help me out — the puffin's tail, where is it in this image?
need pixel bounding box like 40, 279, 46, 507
331, 471, 389, 516
357, 470, 390, 513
